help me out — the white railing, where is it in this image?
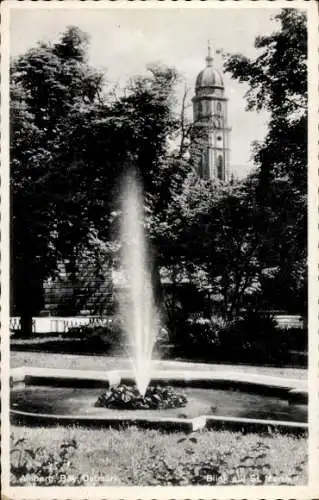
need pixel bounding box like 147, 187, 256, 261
10, 316, 111, 334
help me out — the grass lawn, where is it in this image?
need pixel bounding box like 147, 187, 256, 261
11, 425, 307, 486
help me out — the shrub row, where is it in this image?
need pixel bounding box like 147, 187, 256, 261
173, 312, 307, 365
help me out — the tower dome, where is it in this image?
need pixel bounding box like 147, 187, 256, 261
195, 66, 224, 91
195, 45, 224, 92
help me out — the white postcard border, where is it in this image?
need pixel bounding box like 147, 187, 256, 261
1, 1, 318, 498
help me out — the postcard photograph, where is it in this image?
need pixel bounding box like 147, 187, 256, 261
1, 0, 318, 498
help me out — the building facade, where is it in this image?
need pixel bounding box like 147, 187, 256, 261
191, 45, 231, 181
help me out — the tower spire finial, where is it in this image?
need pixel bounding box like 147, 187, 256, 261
206, 39, 213, 67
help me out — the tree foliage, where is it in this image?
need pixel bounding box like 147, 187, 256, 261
224, 8, 307, 313
10, 26, 185, 332
11, 27, 111, 333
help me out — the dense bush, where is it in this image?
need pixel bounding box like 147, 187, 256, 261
217, 312, 283, 363
171, 311, 307, 366
67, 316, 123, 349
183, 315, 226, 348
10, 435, 83, 486
280, 326, 307, 352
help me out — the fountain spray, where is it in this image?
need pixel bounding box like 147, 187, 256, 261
120, 172, 158, 396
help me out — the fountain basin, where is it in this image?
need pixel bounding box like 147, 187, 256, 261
10, 367, 308, 434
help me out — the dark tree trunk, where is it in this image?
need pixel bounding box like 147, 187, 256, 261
20, 313, 33, 337
13, 264, 44, 337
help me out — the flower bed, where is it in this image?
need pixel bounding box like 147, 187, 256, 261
95, 384, 188, 410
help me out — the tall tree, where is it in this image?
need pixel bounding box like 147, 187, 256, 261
10, 27, 109, 334
224, 9, 307, 313
11, 27, 187, 332
158, 173, 267, 320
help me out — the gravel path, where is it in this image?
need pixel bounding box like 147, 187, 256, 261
10, 351, 307, 379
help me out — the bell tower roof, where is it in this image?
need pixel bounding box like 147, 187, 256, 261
195, 42, 224, 92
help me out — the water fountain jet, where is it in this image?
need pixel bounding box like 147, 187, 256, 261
119, 172, 158, 396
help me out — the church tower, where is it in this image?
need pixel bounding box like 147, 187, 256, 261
191, 44, 231, 181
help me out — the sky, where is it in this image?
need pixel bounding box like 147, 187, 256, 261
10, 6, 283, 178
